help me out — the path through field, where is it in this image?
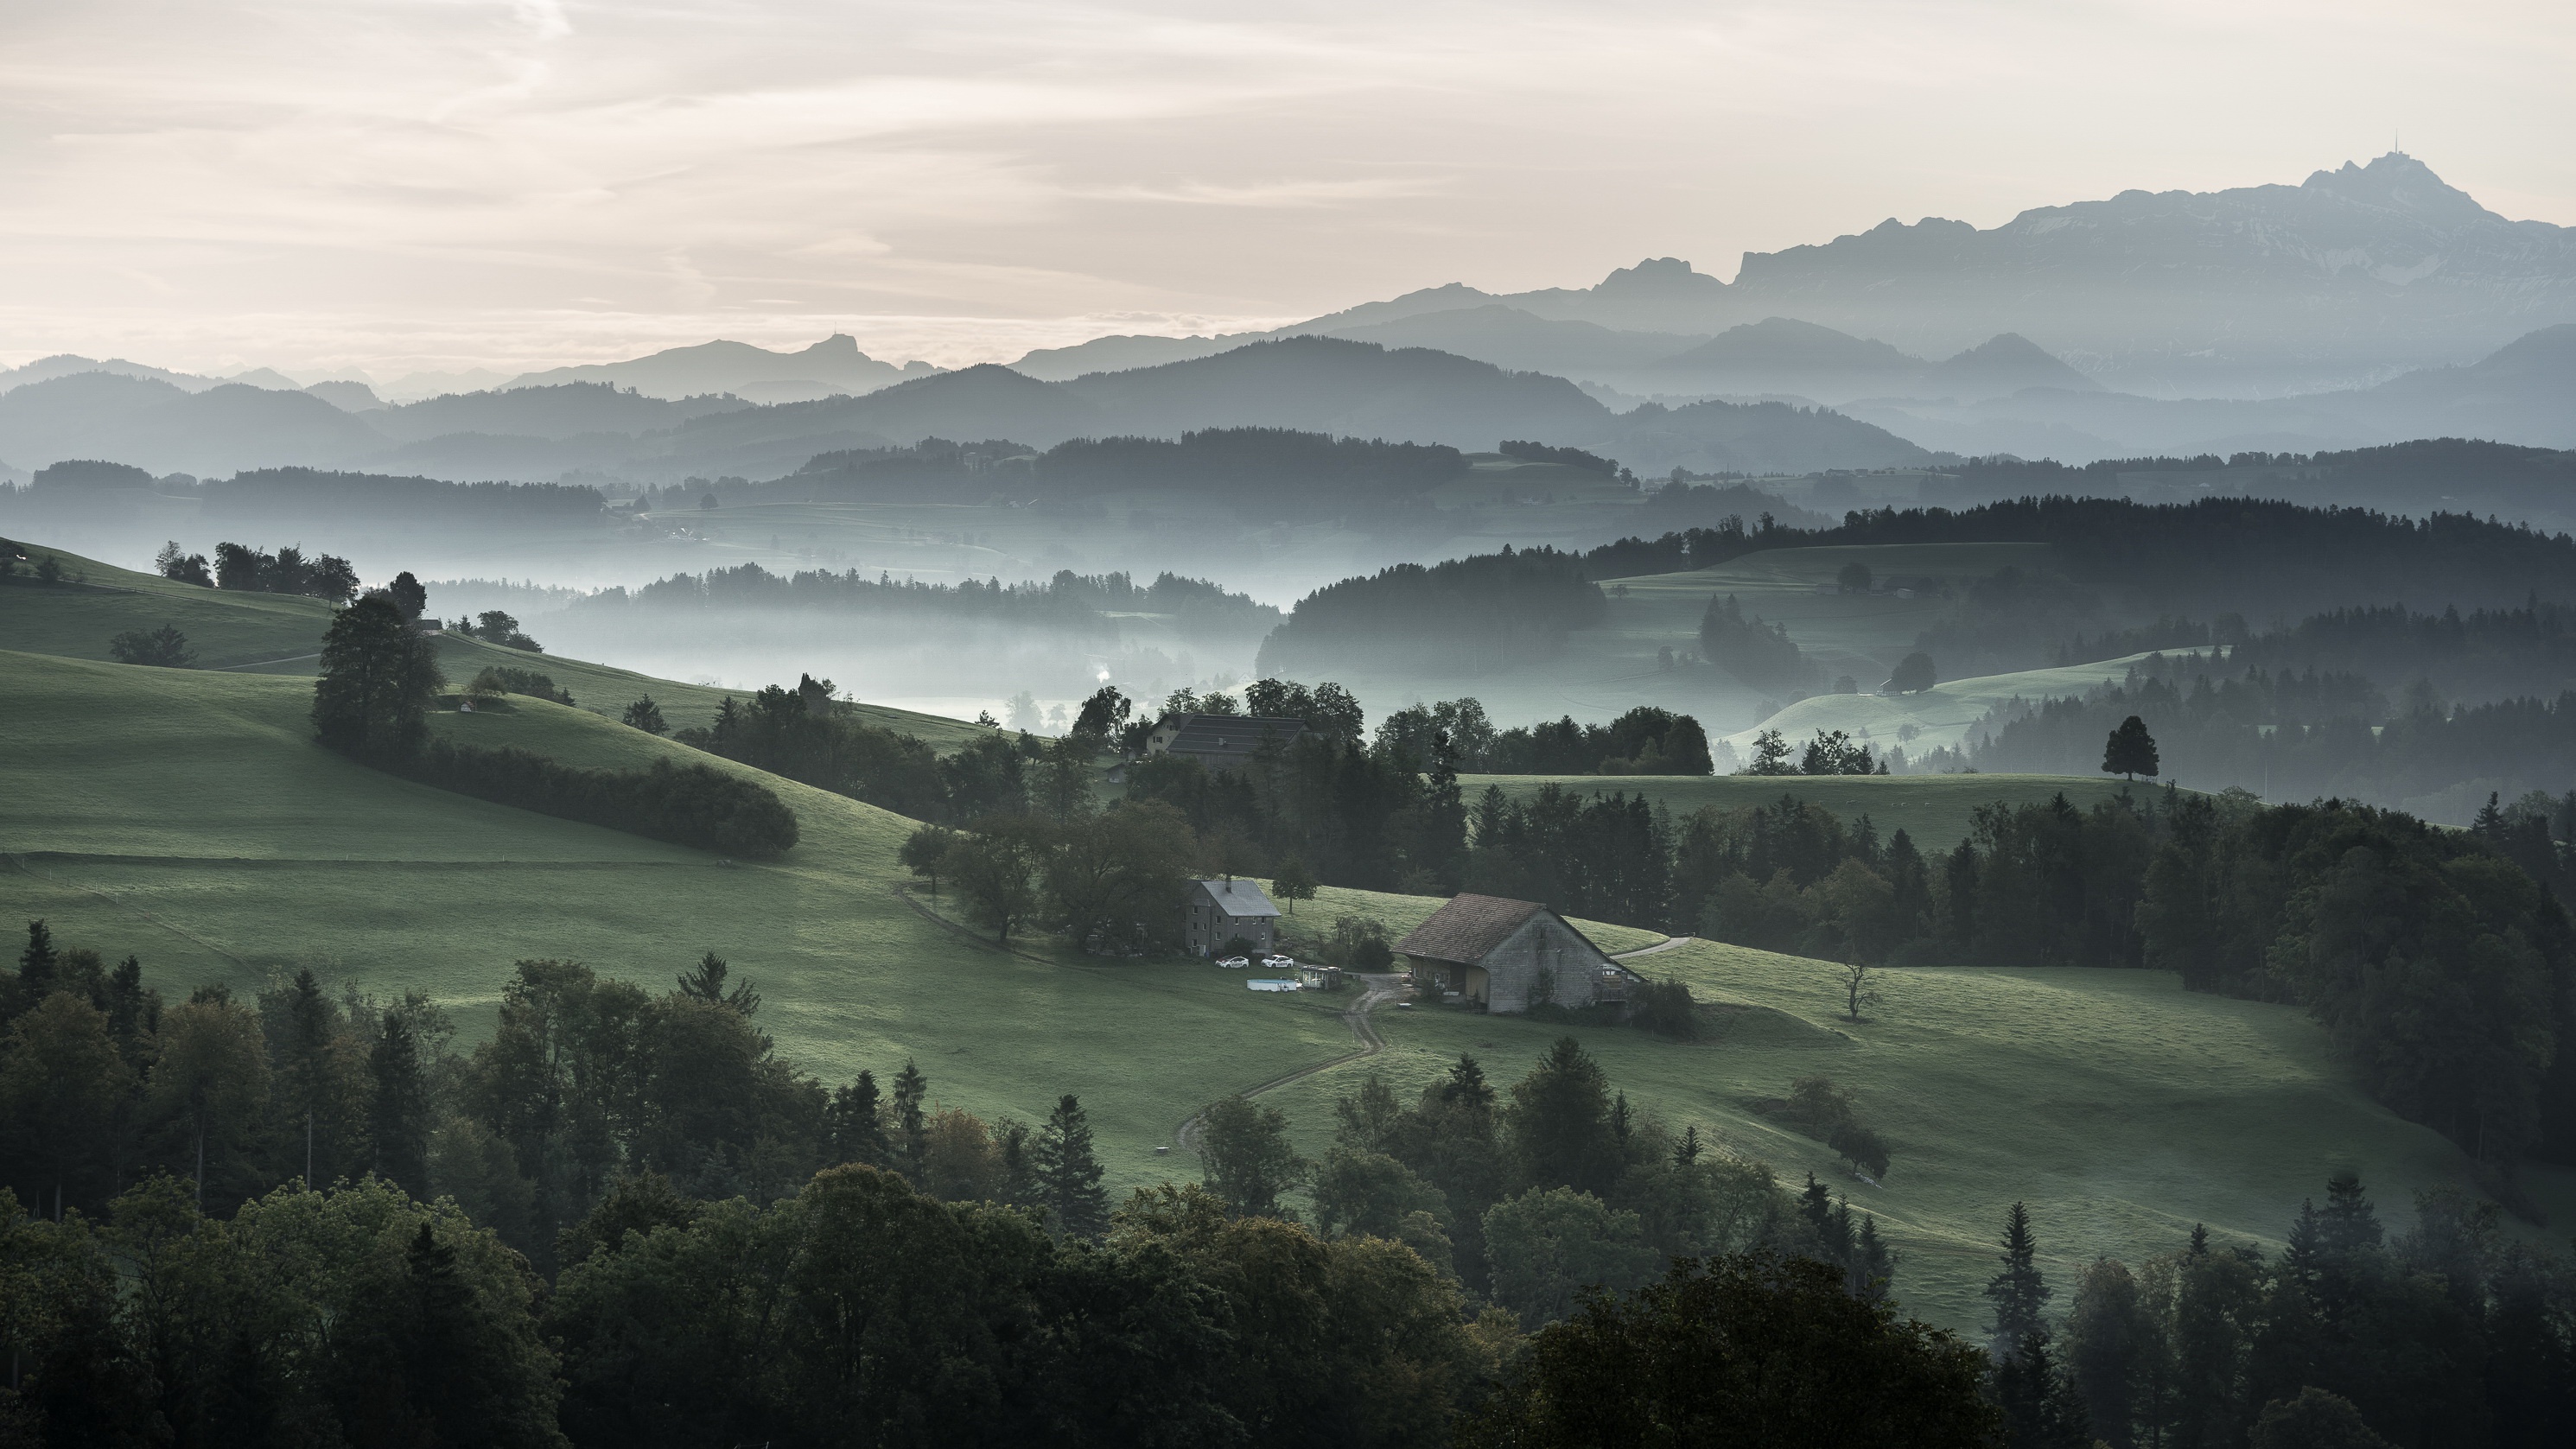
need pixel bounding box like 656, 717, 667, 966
1174, 972, 1408, 1154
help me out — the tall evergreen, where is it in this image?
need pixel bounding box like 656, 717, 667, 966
368, 1007, 432, 1198
1850, 1213, 1895, 1303
677, 950, 760, 1016
1033, 1094, 1110, 1236
891, 1060, 930, 1177
13, 918, 58, 1017
1507, 1036, 1618, 1195
828, 1070, 892, 1167
277, 968, 337, 1185
1986, 1200, 2053, 1357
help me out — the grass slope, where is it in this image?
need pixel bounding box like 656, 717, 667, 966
1718, 651, 2184, 760
8, 648, 2561, 1331
0, 543, 990, 746
1255, 939, 2576, 1328
1461, 772, 2156, 853
0, 649, 1356, 1195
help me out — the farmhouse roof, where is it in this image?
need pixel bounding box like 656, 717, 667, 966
1394, 893, 1557, 965
1192, 877, 1282, 918
1166, 714, 1304, 761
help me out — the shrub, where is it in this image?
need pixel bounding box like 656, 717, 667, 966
108, 624, 196, 668
469, 667, 573, 706
1325, 915, 1392, 969
405, 741, 798, 859
1631, 977, 1698, 1039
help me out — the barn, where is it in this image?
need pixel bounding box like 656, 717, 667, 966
1393, 894, 1638, 1014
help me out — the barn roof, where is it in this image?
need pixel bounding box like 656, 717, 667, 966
1191, 877, 1281, 918
1164, 715, 1305, 762
1393, 893, 1552, 965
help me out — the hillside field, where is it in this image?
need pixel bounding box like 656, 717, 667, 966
0, 545, 990, 745
7, 644, 2561, 1326
1460, 772, 2158, 853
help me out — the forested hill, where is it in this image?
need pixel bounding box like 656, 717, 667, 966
1587, 494, 2576, 614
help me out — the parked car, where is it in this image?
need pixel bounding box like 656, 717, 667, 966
1260, 954, 1294, 969
1218, 956, 1250, 969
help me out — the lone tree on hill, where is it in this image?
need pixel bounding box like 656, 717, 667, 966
1272, 858, 1318, 914
1890, 651, 1937, 694
312, 595, 445, 760
1837, 561, 1874, 594
2102, 715, 2159, 780
621, 695, 668, 734
108, 623, 195, 668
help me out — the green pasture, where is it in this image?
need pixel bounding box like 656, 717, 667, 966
6, 645, 2560, 1334
0, 546, 339, 669
1717, 651, 2188, 761
0, 541, 989, 746
1458, 772, 2156, 853
1256, 938, 2576, 1329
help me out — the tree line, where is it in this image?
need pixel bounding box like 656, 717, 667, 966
571, 561, 1276, 639
1962, 1179, 2575, 1449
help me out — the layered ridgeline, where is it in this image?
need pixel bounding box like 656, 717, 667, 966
0, 335, 1940, 484
1259, 492, 2576, 680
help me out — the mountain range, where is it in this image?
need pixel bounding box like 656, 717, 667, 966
1014, 154, 2573, 400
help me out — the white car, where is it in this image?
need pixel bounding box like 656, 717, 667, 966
1261, 954, 1295, 969
1217, 956, 1250, 969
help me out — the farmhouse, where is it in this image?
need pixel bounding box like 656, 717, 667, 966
1146, 714, 1305, 774
1182, 877, 1281, 956
1394, 894, 1637, 1014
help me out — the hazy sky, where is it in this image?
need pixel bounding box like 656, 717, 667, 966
3, 0, 2570, 378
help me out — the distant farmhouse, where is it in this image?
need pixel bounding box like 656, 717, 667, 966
1146, 714, 1306, 774
1183, 877, 1281, 956
1395, 894, 1638, 1014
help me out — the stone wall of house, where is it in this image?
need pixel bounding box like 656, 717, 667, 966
1481, 915, 1610, 1014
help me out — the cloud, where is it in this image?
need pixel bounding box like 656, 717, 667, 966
0, 0, 2567, 372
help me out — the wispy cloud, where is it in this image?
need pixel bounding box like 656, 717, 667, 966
0, 0, 2568, 372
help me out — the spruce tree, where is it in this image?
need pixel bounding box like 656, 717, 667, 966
1851, 1213, 1896, 1303
891, 1060, 930, 1177
1672, 1124, 1702, 1167
1033, 1094, 1110, 1236
369, 1008, 432, 1198
829, 1070, 892, 1167
17, 918, 59, 1007
1986, 1200, 2053, 1356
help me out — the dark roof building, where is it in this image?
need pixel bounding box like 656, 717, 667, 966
1145, 714, 1304, 772
1394, 893, 1637, 1014
1183, 877, 1281, 956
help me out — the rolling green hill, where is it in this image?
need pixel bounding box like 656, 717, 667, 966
1716, 651, 2180, 762
1460, 772, 2157, 853
0, 542, 991, 746
5, 645, 2559, 1329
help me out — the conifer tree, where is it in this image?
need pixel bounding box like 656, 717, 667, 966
891, 1060, 930, 1177
1672, 1124, 1702, 1167
1986, 1200, 2053, 1357
828, 1070, 892, 1167
1851, 1212, 1896, 1303
1033, 1093, 1110, 1236
15, 918, 58, 1012
368, 1006, 432, 1198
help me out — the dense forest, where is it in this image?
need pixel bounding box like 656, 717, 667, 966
1256, 545, 1606, 676
5, 462, 610, 528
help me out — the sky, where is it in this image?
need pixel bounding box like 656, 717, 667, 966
2, 0, 2571, 379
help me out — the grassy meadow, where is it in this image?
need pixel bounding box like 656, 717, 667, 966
1459, 772, 2158, 853
0, 547, 991, 745
3, 609, 2559, 1331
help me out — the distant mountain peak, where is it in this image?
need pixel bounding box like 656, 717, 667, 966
2297, 150, 2501, 225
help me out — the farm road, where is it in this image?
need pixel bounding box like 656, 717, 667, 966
1174, 972, 1408, 1155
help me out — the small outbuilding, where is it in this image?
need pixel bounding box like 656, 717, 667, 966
1394, 893, 1638, 1014
1183, 877, 1281, 956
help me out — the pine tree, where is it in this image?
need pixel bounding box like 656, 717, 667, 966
1033, 1094, 1110, 1236
277, 968, 336, 1185
828, 1070, 892, 1167
891, 1060, 930, 1177
17, 918, 59, 1006
1986, 1200, 2052, 1357
676, 950, 760, 1016
1992, 1330, 2093, 1449
1851, 1213, 1896, 1302
1439, 1053, 1494, 1113
368, 1007, 432, 1198
1672, 1124, 1702, 1167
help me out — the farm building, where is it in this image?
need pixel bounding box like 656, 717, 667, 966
1145, 714, 1305, 773
1182, 877, 1281, 956
1394, 894, 1638, 1014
